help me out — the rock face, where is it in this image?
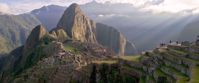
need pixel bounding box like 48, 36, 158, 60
50, 28, 69, 42
23, 25, 47, 51
57, 3, 135, 55
57, 3, 97, 43
96, 23, 127, 56
125, 41, 137, 55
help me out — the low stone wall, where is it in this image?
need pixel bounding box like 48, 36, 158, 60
168, 45, 189, 52
163, 60, 191, 77
188, 54, 199, 60
181, 60, 194, 68
119, 59, 147, 76
189, 46, 199, 53
160, 67, 179, 79
161, 54, 182, 65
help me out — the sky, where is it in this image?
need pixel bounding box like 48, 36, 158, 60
0, 0, 199, 14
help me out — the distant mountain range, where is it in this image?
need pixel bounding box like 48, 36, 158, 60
0, 3, 137, 82
1, 3, 199, 83
1, 1, 199, 54
31, 5, 65, 30
0, 14, 40, 53
29, 1, 199, 52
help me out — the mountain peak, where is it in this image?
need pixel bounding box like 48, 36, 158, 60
57, 3, 97, 43
24, 25, 47, 51
67, 3, 82, 14
70, 3, 79, 7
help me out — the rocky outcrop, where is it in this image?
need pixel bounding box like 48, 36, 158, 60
23, 25, 47, 51
43, 41, 65, 56
125, 41, 137, 55
96, 23, 127, 56
57, 3, 136, 55
57, 3, 97, 43
50, 28, 69, 42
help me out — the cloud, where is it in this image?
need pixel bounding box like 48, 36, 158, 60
139, 0, 199, 13
1, 0, 199, 14
0, 0, 92, 14
9, 3, 45, 14
0, 3, 11, 14
95, 0, 199, 14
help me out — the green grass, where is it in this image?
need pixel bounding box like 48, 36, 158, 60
92, 60, 117, 64
161, 66, 189, 83
64, 42, 75, 51
190, 53, 199, 56
146, 75, 155, 83
182, 57, 199, 64
64, 42, 81, 54
154, 68, 175, 83
123, 64, 145, 74
120, 55, 141, 62
162, 53, 189, 68
155, 68, 167, 77
64, 44, 75, 51
167, 49, 187, 56
189, 66, 199, 83
166, 50, 199, 65
140, 76, 146, 83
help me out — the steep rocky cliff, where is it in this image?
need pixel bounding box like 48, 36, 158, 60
0, 24, 116, 83
57, 3, 97, 43
125, 41, 137, 55
96, 23, 127, 56
23, 25, 48, 51
57, 3, 135, 55
19, 25, 55, 72
50, 28, 69, 42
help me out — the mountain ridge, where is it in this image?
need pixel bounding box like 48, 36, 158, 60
1, 3, 199, 83
56, 3, 135, 55
0, 14, 41, 54
57, 3, 97, 43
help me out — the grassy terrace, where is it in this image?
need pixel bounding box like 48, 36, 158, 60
168, 49, 187, 55
154, 68, 175, 83
161, 65, 189, 83
190, 53, 199, 56
163, 53, 189, 68
140, 76, 146, 83
92, 60, 117, 64
119, 55, 141, 62
162, 52, 182, 64
183, 57, 199, 64
168, 48, 199, 64
64, 42, 82, 54
189, 52, 199, 61
155, 68, 168, 77
146, 75, 156, 83
64, 43, 74, 51
122, 65, 145, 74
161, 52, 180, 61
166, 50, 199, 65
189, 66, 199, 83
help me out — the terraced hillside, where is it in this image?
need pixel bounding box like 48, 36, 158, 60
1, 29, 199, 83
115, 39, 199, 83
